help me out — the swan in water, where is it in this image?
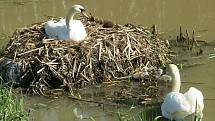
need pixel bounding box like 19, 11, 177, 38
44, 4, 88, 41
161, 64, 204, 121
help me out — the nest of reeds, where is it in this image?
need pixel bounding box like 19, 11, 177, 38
2, 16, 172, 101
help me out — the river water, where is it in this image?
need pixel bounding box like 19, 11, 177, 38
0, 0, 215, 121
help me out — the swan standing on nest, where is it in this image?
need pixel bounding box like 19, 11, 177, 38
44, 4, 88, 41
161, 64, 204, 121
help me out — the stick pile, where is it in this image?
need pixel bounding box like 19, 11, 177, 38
2, 16, 172, 97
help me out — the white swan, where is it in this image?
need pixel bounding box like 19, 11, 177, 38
161, 64, 204, 121
44, 4, 88, 41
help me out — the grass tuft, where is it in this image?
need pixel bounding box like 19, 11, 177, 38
0, 80, 28, 121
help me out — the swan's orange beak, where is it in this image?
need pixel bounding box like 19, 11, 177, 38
81, 10, 89, 18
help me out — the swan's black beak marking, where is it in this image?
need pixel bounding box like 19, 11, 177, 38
81, 9, 89, 18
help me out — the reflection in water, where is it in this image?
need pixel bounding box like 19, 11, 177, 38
0, 0, 215, 121
26, 96, 134, 121
0, 0, 215, 41
42, 111, 58, 121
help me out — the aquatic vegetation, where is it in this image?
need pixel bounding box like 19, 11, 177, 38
115, 106, 161, 121
115, 108, 202, 121
0, 81, 28, 121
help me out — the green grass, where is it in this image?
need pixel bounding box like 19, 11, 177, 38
0, 83, 28, 121
114, 106, 161, 121
114, 106, 202, 121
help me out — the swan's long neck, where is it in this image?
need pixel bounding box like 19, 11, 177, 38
169, 65, 181, 92
66, 9, 76, 29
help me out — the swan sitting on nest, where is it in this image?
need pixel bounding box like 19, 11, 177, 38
161, 64, 204, 121
44, 4, 88, 41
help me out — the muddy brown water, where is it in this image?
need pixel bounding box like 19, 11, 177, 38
0, 0, 215, 121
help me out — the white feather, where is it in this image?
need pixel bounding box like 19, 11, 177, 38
184, 87, 204, 116
44, 5, 87, 41
161, 64, 204, 120
161, 92, 191, 120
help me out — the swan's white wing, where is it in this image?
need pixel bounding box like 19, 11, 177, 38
68, 20, 87, 41
44, 19, 86, 41
56, 26, 69, 40
161, 92, 191, 120
44, 20, 57, 39
184, 87, 204, 114
44, 19, 69, 40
